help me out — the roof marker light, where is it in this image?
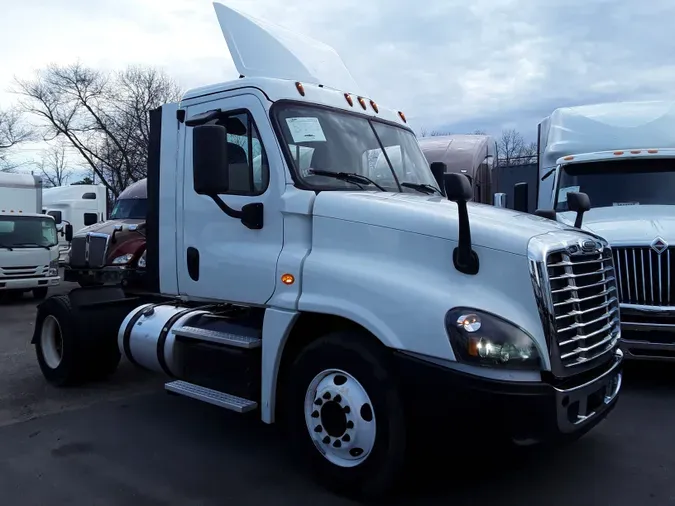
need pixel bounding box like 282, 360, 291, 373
630, 150, 641, 154
370, 100, 379, 113
563, 155, 574, 161
295, 82, 305, 96
614, 151, 624, 155
647, 149, 659, 153
344, 93, 353, 106
398, 111, 407, 123
357, 96, 367, 110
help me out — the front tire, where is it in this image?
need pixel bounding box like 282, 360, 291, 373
285, 331, 407, 500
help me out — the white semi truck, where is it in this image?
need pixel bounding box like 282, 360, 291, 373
0, 173, 64, 299
496, 101, 675, 362
31, 3, 624, 498
42, 183, 107, 265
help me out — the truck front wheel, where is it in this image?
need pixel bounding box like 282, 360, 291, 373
285, 331, 407, 500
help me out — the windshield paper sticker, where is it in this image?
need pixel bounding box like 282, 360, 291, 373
286, 117, 326, 143
557, 186, 580, 203
613, 202, 640, 206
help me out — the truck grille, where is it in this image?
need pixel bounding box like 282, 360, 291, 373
0, 265, 48, 278
612, 246, 673, 307
546, 245, 621, 369
67, 233, 108, 269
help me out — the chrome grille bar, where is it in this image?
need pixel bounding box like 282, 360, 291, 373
612, 246, 674, 307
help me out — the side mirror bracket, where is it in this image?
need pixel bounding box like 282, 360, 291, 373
566, 192, 591, 229
430, 162, 447, 197
443, 173, 479, 275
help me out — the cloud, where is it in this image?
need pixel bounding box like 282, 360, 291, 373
1, 0, 674, 160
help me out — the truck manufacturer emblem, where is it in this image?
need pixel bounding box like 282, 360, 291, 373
581, 239, 596, 252
651, 237, 668, 255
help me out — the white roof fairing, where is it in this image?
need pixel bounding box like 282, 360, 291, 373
212, 2, 365, 96
540, 100, 675, 168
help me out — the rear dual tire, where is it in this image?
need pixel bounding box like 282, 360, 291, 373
34, 295, 121, 386
285, 331, 407, 500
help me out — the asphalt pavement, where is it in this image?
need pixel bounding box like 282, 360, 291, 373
0, 277, 674, 505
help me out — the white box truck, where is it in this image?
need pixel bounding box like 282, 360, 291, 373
30, 3, 624, 499
496, 101, 675, 362
0, 173, 62, 299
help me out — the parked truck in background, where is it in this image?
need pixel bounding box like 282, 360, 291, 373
31, 3, 624, 499
0, 173, 65, 300
42, 183, 107, 265
495, 100, 675, 362
63, 178, 147, 289
419, 134, 498, 202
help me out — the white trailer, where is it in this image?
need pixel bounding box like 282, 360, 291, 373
497, 101, 675, 362
31, 3, 624, 499
43, 184, 107, 264
0, 173, 62, 299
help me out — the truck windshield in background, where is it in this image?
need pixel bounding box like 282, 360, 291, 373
555, 158, 675, 211
273, 103, 438, 192
0, 216, 58, 248
110, 198, 148, 220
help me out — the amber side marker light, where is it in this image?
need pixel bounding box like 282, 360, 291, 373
370, 100, 379, 113
398, 111, 407, 123
295, 82, 305, 96
563, 155, 574, 161
647, 149, 659, 153
281, 273, 295, 285
614, 151, 624, 155
357, 96, 367, 110
344, 93, 353, 106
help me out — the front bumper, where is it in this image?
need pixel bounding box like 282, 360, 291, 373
392, 348, 623, 445
0, 275, 60, 291
619, 304, 675, 361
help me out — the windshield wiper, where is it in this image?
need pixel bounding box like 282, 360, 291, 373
12, 243, 50, 250
308, 169, 386, 191
401, 182, 443, 196
0, 244, 13, 251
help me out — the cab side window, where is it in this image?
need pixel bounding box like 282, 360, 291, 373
216, 111, 270, 195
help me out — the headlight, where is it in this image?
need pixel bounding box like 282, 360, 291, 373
112, 253, 135, 265
48, 259, 59, 276
137, 250, 147, 269
445, 308, 542, 370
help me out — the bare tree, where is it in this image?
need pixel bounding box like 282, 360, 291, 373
36, 141, 73, 187
0, 107, 35, 171
496, 128, 526, 166
14, 62, 182, 196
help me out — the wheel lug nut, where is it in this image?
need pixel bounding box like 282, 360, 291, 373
343, 405, 350, 414
322, 436, 330, 444
333, 440, 342, 448
334, 394, 342, 403
311, 410, 319, 418
314, 425, 323, 433
314, 398, 323, 406
322, 392, 331, 400
342, 434, 351, 442
346, 421, 354, 429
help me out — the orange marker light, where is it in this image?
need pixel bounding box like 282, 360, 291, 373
357, 96, 367, 110
647, 149, 659, 153
630, 150, 641, 154
344, 93, 353, 106
613, 151, 624, 155
370, 100, 379, 113
295, 82, 305, 96
398, 111, 407, 123
563, 155, 574, 161
281, 273, 295, 285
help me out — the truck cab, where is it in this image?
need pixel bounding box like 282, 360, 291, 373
31, 3, 624, 499
64, 178, 147, 288
505, 101, 675, 362
0, 173, 61, 300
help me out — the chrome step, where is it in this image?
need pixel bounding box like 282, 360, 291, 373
172, 325, 262, 349
164, 380, 258, 413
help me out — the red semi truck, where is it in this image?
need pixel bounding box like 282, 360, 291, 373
64, 178, 148, 290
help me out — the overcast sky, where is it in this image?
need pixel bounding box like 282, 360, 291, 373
1, 0, 674, 167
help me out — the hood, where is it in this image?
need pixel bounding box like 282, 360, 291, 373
558, 205, 675, 244
74, 218, 144, 237
312, 191, 584, 256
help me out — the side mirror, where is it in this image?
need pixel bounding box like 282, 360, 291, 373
443, 173, 478, 275
430, 162, 446, 196
534, 209, 557, 221
493, 192, 507, 208
567, 191, 591, 229
193, 124, 230, 195
48, 210, 62, 225
513, 182, 529, 212
64, 224, 73, 242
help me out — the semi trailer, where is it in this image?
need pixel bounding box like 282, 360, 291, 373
32, 3, 624, 499
496, 101, 675, 362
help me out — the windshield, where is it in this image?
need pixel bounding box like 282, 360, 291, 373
273, 103, 438, 192
110, 198, 147, 220
0, 216, 58, 248
555, 158, 675, 211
